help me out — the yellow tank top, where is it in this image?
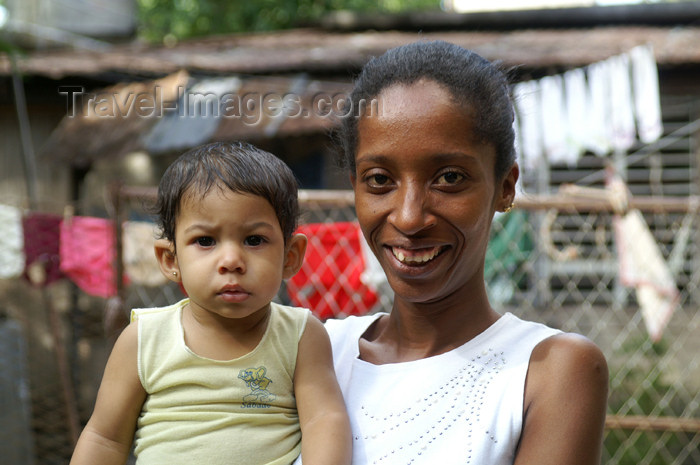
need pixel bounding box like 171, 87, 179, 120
131, 299, 309, 465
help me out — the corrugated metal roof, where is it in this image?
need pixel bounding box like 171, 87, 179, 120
39, 71, 353, 165
3, 26, 700, 79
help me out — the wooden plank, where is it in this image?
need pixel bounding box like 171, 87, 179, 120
606, 415, 700, 433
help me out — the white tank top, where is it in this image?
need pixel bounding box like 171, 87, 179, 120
324, 312, 561, 465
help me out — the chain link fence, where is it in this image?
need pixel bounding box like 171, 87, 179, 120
1, 186, 698, 464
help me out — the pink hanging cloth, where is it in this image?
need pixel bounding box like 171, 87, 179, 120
59, 216, 122, 298
23, 212, 64, 286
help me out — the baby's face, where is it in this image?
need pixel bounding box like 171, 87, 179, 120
172, 188, 287, 321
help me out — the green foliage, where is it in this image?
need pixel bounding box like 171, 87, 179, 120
136, 0, 439, 44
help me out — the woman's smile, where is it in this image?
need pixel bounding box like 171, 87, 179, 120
390, 245, 445, 265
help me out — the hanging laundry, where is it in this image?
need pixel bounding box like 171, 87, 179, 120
0, 204, 25, 279
614, 209, 679, 342
539, 74, 577, 166
122, 221, 167, 287
22, 212, 63, 286
585, 60, 614, 156
512, 109, 522, 164
563, 68, 590, 161
630, 44, 663, 144
608, 53, 637, 152
513, 80, 543, 172
60, 216, 120, 298
513, 46, 663, 167
607, 173, 678, 342
287, 222, 379, 320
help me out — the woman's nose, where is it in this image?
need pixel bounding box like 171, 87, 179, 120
218, 243, 246, 274
388, 184, 436, 235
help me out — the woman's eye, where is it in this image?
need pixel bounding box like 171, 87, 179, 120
367, 173, 390, 187
436, 171, 464, 185
195, 236, 214, 247
245, 235, 265, 247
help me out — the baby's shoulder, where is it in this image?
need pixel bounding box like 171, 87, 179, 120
130, 300, 185, 323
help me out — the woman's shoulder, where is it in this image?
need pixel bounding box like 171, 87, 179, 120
526, 332, 608, 414
531, 332, 607, 377
485, 312, 562, 350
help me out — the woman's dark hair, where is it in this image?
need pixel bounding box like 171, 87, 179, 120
155, 141, 300, 244
338, 40, 516, 180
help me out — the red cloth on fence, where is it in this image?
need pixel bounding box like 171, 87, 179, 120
23, 212, 64, 286
287, 222, 378, 320
59, 216, 119, 298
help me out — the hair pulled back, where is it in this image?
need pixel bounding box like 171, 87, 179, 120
338, 40, 516, 180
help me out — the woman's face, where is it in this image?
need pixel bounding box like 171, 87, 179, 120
352, 79, 517, 305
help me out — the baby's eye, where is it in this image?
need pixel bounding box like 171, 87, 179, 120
245, 235, 265, 247
436, 171, 464, 185
195, 236, 215, 247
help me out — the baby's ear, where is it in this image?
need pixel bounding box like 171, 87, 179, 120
282, 233, 308, 279
154, 239, 180, 283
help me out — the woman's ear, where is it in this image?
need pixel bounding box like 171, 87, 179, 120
282, 233, 308, 279
154, 238, 181, 283
498, 162, 519, 212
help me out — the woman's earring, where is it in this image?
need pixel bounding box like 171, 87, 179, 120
504, 203, 514, 213
172, 271, 178, 277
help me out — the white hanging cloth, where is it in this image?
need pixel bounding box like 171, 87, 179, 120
0, 204, 24, 279
608, 53, 637, 152
563, 67, 589, 161
539, 74, 579, 166
585, 60, 614, 156
630, 44, 663, 144
513, 80, 543, 172
122, 221, 168, 287
614, 209, 679, 342
514, 44, 663, 164
606, 173, 678, 342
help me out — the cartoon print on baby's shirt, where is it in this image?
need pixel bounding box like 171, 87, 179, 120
238, 366, 276, 406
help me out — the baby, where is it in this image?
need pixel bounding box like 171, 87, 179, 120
70, 141, 351, 465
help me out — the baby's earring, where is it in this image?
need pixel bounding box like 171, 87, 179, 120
503, 202, 514, 213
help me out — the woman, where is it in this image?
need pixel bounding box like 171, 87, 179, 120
317, 40, 608, 465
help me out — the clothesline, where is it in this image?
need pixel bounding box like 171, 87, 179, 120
0, 204, 166, 297
513, 44, 662, 172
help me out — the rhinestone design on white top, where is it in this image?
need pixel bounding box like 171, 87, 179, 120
355, 348, 507, 465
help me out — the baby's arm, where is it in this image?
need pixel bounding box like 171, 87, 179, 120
70, 321, 146, 465
294, 316, 352, 465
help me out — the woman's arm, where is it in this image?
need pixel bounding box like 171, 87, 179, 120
515, 333, 609, 465
70, 321, 147, 465
294, 316, 352, 465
